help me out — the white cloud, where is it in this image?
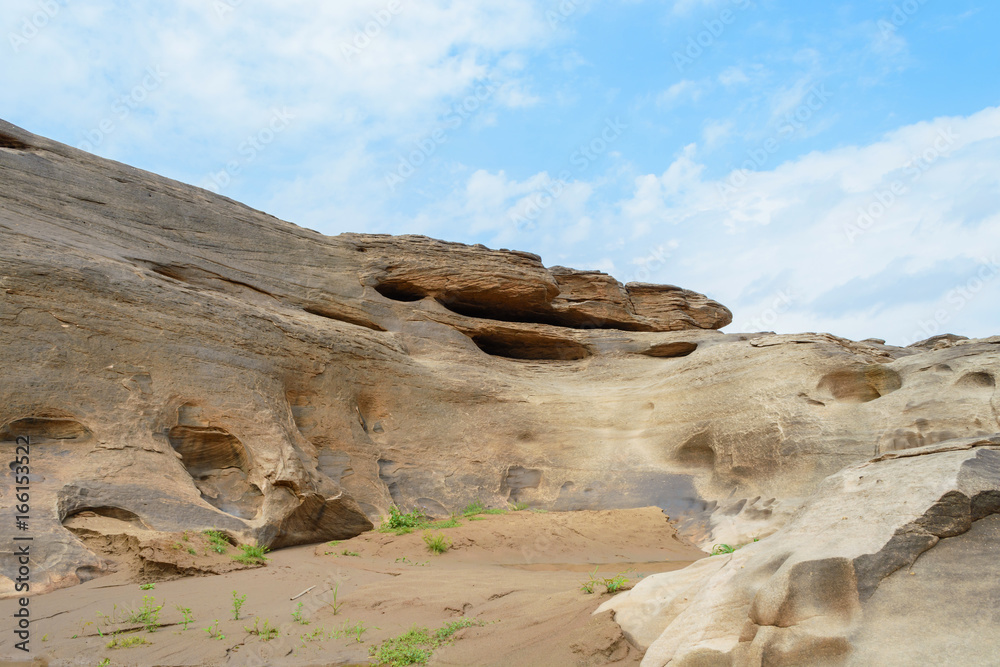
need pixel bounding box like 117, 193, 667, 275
717, 66, 750, 86
614, 107, 1000, 343
702, 119, 734, 148
656, 79, 706, 109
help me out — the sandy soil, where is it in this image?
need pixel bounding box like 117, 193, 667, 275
0, 507, 704, 667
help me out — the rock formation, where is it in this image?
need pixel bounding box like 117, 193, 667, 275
1, 119, 998, 665
600, 436, 1000, 666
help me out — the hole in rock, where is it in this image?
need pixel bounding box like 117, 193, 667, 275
302, 306, 386, 331
817, 365, 901, 403
374, 281, 428, 302
675, 431, 716, 467
470, 331, 591, 360
65, 506, 143, 523
0, 416, 92, 442
956, 371, 995, 389
168, 425, 262, 519
0, 132, 31, 150
642, 341, 698, 358
504, 466, 543, 503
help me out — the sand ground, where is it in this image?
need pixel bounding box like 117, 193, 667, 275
0, 507, 704, 667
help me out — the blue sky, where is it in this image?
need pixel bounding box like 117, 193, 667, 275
3, 0, 998, 344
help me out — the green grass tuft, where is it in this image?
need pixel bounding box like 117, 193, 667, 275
245, 617, 280, 641
232, 543, 270, 565
422, 532, 452, 555
711, 543, 736, 555
461, 499, 487, 516
430, 516, 462, 529
107, 634, 150, 649
203, 530, 231, 554
379, 505, 431, 535
370, 619, 484, 666
580, 568, 633, 594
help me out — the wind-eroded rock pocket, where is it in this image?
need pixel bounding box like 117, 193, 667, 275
468, 330, 592, 360
817, 364, 902, 402
0, 416, 93, 442
0, 131, 32, 150
167, 425, 263, 519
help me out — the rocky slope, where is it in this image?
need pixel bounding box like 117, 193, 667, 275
1, 119, 999, 664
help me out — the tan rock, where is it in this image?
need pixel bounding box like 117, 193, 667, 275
599, 436, 1000, 666
0, 118, 998, 613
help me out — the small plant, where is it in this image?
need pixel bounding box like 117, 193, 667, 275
370, 626, 435, 667
204, 529, 230, 554
139, 583, 155, 590
126, 596, 163, 632
340, 549, 361, 557
204, 619, 225, 640
431, 515, 462, 529
395, 557, 428, 566
176, 605, 194, 630
292, 602, 309, 625
232, 543, 270, 565
187, 547, 197, 555
380, 505, 430, 535
98, 659, 111, 666
182, 530, 190, 541
301, 626, 329, 644
171, 542, 183, 550
345, 619, 368, 643
580, 568, 632, 594
245, 617, 280, 641
509, 501, 529, 511
604, 573, 630, 593
325, 582, 344, 615
107, 634, 150, 649
232, 590, 247, 620
711, 543, 736, 555
41, 633, 48, 642
327, 540, 341, 547
434, 617, 482, 642
423, 532, 451, 555
370, 619, 483, 666
461, 499, 486, 516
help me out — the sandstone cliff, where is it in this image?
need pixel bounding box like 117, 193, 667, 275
1, 120, 998, 665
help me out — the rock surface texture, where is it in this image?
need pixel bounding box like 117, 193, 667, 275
600, 436, 1000, 666
1, 119, 998, 664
